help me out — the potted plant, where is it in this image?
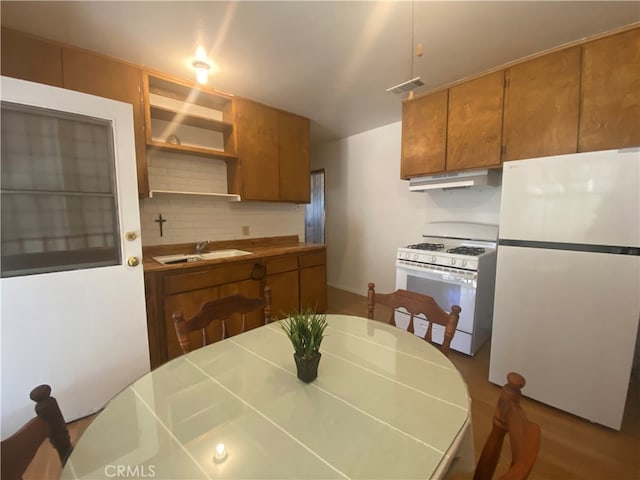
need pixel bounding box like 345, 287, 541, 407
280, 309, 328, 383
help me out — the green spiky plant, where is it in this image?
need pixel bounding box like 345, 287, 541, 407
280, 309, 328, 359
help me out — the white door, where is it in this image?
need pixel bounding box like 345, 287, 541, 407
1, 76, 149, 438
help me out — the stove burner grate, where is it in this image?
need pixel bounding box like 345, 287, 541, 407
447, 246, 486, 256
406, 242, 445, 251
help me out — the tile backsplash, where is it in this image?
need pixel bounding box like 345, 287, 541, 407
139, 152, 305, 246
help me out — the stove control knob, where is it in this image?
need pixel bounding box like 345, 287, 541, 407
413, 254, 419, 261
431, 256, 437, 263
462, 260, 467, 267
451, 259, 457, 266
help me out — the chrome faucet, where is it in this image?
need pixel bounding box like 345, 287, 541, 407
195, 241, 210, 254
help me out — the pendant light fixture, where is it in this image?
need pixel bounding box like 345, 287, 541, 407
386, 1, 424, 98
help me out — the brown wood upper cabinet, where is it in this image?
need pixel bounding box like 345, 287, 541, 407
1, 28, 63, 87
278, 111, 310, 202
502, 47, 581, 162
62, 49, 148, 196
1, 30, 149, 197
400, 90, 448, 178
2, 28, 310, 203
233, 98, 310, 202
234, 98, 280, 201
579, 28, 640, 152
447, 71, 505, 171
400, 27, 639, 178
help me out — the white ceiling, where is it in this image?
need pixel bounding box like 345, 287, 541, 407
2, 1, 638, 144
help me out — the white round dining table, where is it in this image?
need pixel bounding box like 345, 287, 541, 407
61, 314, 474, 479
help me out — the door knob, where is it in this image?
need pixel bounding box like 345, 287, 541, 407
127, 256, 140, 267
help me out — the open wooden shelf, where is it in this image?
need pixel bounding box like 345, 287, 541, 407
149, 105, 233, 133
146, 140, 237, 161
148, 75, 232, 110
148, 189, 241, 201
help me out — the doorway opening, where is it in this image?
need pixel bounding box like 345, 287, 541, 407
305, 169, 325, 244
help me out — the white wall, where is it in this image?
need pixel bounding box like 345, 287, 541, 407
311, 121, 501, 296
139, 151, 305, 245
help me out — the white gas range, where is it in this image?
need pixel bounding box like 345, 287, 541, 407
395, 222, 498, 355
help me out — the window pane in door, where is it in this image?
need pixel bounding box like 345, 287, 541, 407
1, 101, 120, 277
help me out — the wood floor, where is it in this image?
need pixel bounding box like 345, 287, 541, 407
25, 286, 640, 479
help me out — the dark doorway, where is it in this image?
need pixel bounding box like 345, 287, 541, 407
305, 169, 325, 244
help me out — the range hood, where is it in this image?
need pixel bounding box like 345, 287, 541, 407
409, 169, 501, 191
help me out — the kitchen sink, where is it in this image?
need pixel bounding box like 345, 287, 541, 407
153, 249, 252, 265
198, 249, 253, 260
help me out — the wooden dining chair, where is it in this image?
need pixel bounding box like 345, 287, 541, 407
473, 372, 541, 480
173, 286, 272, 354
1, 385, 72, 480
367, 282, 461, 356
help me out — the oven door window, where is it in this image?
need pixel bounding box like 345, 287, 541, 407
407, 274, 461, 311
402, 272, 476, 333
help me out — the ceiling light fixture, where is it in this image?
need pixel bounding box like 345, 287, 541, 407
192, 60, 211, 85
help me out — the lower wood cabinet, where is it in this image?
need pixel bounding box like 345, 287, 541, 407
144, 247, 327, 368
144, 260, 263, 366
299, 251, 327, 313
164, 278, 262, 361
265, 255, 300, 319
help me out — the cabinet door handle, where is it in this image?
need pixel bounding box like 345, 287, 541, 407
251, 264, 266, 281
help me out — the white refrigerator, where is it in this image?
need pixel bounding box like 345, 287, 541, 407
489, 148, 640, 430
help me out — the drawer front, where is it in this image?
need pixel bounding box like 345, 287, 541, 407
265, 255, 298, 275
299, 250, 326, 269
163, 262, 261, 295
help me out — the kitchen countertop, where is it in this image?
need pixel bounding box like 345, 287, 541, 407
142, 236, 326, 273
